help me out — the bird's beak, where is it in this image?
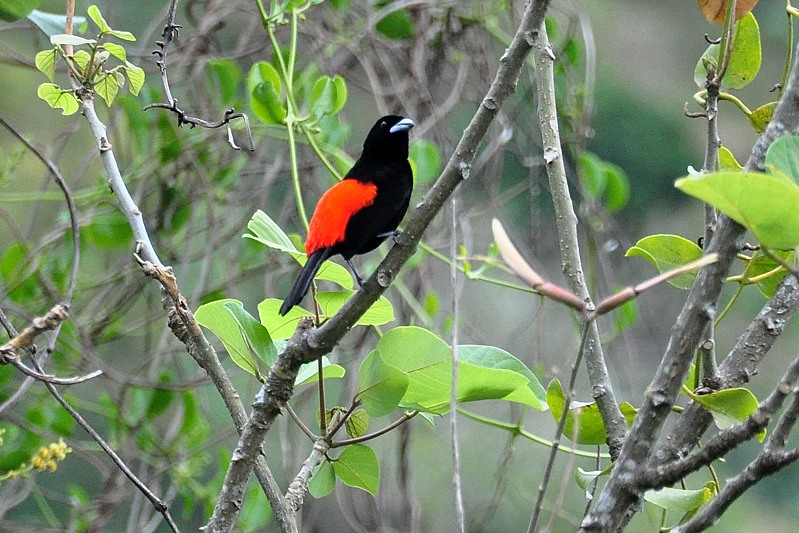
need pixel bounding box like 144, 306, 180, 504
390, 117, 415, 133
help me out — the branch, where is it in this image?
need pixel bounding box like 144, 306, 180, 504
531, 20, 626, 457
145, 0, 253, 151
203, 1, 554, 531
583, 40, 799, 532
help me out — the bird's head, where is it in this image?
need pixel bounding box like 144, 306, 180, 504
362, 115, 415, 161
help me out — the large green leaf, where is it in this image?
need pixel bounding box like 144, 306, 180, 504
28, 10, 84, 37
332, 444, 380, 496
37, 83, 79, 115
675, 171, 799, 249
377, 327, 539, 414
625, 234, 703, 289
459, 345, 546, 411
308, 460, 335, 499
0, 0, 40, 21
694, 13, 761, 90
357, 350, 410, 417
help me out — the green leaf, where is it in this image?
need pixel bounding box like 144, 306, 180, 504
50, 34, 95, 46
207, 59, 242, 107
102, 42, 126, 61
332, 444, 380, 496
123, 61, 145, 95
345, 409, 370, 439
295, 356, 346, 386
746, 251, 793, 298
37, 83, 79, 115
257, 292, 391, 340
314, 291, 395, 325
84, 211, 133, 249
577, 151, 606, 198
644, 482, 714, 513
247, 61, 282, 98
376, 327, 536, 414
223, 301, 277, 367
625, 234, 703, 289
0, 0, 40, 21
72, 49, 92, 73
375, 9, 414, 40
675, 170, 799, 249
28, 10, 85, 37
575, 467, 608, 493
106, 29, 136, 41
718, 146, 742, 170
251, 81, 286, 125
603, 162, 630, 212
309, 75, 347, 117
95, 73, 119, 107
196, 298, 266, 377
35, 49, 57, 81
86, 4, 111, 33
765, 134, 799, 184
547, 379, 637, 445
694, 13, 761, 90
245, 211, 353, 289
357, 350, 410, 417
245, 209, 300, 254
308, 460, 335, 499
749, 102, 776, 134
683, 386, 765, 441
458, 345, 546, 411
409, 140, 442, 185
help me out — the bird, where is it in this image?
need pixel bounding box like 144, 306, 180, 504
278, 115, 415, 316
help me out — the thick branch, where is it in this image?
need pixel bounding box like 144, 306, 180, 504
203, 1, 553, 531
583, 40, 799, 533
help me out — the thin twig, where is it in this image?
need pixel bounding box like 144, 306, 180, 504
449, 196, 466, 533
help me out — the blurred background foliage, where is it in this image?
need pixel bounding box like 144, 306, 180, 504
0, 0, 796, 531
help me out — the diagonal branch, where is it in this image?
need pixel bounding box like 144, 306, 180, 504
203, 1, 554, 531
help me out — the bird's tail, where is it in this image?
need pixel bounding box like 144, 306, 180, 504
279, 248, 332, 316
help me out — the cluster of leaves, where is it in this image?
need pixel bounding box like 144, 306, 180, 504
35, 5, 144, 115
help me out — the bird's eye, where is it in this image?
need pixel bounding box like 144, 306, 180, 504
380, 121, 387, 128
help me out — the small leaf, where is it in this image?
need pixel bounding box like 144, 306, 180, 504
746, 251, 793, 298
345, 409, 369, 439
207, 59, 242, 107
625, 235, 703, 289
676, 170, 799, 249
102, 42, 126, 61
332, 444, 380, 496
72, 49, 92, 72
314, 291, 395, 326
35, 49, 57, 81
86, 4, 111, 33
375, 10, 414, 40
683, 386, 765, 441
749, 102, 776, 134
245, 210, 300, 254
309, 75, 347, 117
95, 73, 119, 107
37, 83, 79, 115
308, 460, 335, 499
459, 345, 546, 411
107, 29, 136, 41
251, 80, 286, 124
123, 61, 145, 95
247, 61, 282, 98
50, 34, 95, 46
84, 211, 133, 249
547, 379, 636, 445
693, 13, 761, 89
718, 145, 742, 170
644, 482, 715, 513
